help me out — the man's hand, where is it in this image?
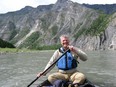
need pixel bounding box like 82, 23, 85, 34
37, 72, 46, 77
68, 45, 74, 51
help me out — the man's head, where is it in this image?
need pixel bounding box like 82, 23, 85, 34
60, 35, 70, 49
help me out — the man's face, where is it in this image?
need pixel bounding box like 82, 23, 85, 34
60, 37, 69, 48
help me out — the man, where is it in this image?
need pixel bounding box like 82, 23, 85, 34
37, 35, 88, 87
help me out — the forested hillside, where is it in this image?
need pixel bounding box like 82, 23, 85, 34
0, 38, 15, 48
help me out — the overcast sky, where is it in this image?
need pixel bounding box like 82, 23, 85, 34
0, 0, 116, 14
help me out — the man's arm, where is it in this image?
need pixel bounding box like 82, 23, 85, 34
69, 46, 88, 61
43, 50, 59, 75
37, 50, 59, 77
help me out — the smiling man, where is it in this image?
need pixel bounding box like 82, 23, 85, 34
37, 34, 88, 87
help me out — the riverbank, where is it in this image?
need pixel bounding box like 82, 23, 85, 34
0, 48, 34, 55
0, 48, 55, 55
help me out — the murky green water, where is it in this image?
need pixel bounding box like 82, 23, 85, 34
0, 50, 116, 87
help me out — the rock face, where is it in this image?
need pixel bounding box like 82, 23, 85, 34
0, 0, 116, 50
74, 13, 116, 50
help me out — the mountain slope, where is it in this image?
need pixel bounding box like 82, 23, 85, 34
0, 0, 116, 50
83, 4, 116, 14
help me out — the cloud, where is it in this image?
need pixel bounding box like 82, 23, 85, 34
0, 0, 36, 13
0, 0, 57, 13
38, 0, 57, 5
0, 0, 116, 14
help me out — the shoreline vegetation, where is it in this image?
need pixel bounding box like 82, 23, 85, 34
0, 44, 61, 55
0, 48, 56, 55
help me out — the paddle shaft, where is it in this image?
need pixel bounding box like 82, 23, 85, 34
27, 49, 70, 87
27, 77, 38, 87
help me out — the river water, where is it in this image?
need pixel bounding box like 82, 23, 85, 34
0, 50, 116, 87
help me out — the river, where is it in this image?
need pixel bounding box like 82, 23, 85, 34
0, 50, 116, 87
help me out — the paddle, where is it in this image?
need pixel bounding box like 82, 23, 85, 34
27, 49, 70, 87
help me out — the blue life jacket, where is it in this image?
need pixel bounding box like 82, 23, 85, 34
57, 48, 77, 70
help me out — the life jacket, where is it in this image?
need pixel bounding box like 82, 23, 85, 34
57, 47, 77, 70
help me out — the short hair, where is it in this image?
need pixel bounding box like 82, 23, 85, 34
60, 34, 69, 40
